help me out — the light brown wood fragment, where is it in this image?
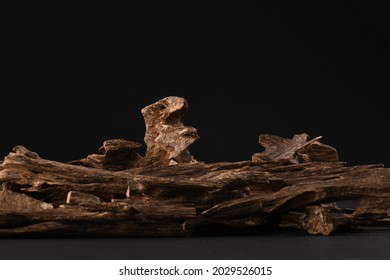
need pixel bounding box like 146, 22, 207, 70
139, 96, 199, 167
66, 191, 103, 206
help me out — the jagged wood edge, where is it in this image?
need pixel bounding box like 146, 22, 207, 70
1, 146, 390, 236
1, 96, 390, 236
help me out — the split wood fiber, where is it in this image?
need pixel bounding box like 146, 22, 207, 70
1, 96, 389, 236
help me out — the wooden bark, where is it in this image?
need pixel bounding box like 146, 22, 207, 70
1, 96, 390, 236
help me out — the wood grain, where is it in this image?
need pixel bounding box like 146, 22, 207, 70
0, 96, 389, 236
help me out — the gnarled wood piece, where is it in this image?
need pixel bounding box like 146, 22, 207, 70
0, 147, 269, 206
2, 144, 390, 236
184, 163, 390, 229
0, 96, 390, 237
69, 139, 142, 171
0, 146, 134, 201
140, 96, 199, 166
252, 134, 338, 164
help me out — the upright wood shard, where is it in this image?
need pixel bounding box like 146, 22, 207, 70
252, 133, 338, 164
140, 96, 199, 166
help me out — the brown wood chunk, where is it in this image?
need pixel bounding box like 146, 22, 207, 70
0, 188, 53, 212
139, 96, 199, 167
0, 96, 389, 237
252, 133, 338, 164
66, 191, 103, 206
69, 139, 142, 171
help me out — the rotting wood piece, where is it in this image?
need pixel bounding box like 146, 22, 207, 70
0, 96, 390, 236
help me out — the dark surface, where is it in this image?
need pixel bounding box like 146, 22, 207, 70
1, 230, 390, 260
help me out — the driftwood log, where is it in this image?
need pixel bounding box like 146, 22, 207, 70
1, 96, 390, 236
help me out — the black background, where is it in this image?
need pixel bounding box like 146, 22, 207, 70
1, 1, 390, 259
2, 1, 390, 165
2, 230, 390, 260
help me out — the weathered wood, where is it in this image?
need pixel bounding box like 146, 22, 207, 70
0, 96, 390, 236
184, 163, 390, 232
0, 188, 53, 212
0, 147, 273, 205
69, 139, 143, 171
66, 191, 103, 206
280, 205, 390, 235
139, 96, 199, 166
0, 146, 134, 201
0, 197, 194, 236
252, 134, 338, 164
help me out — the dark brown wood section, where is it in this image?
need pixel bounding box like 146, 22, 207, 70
1, 97, 389, 236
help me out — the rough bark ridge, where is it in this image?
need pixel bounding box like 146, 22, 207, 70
69, 139, 142, 171
0, 96, 389, 237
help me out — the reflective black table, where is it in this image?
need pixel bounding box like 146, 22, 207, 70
1, 229, 390, 260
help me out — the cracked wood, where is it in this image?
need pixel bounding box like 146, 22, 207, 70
0, 96, 389, 236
